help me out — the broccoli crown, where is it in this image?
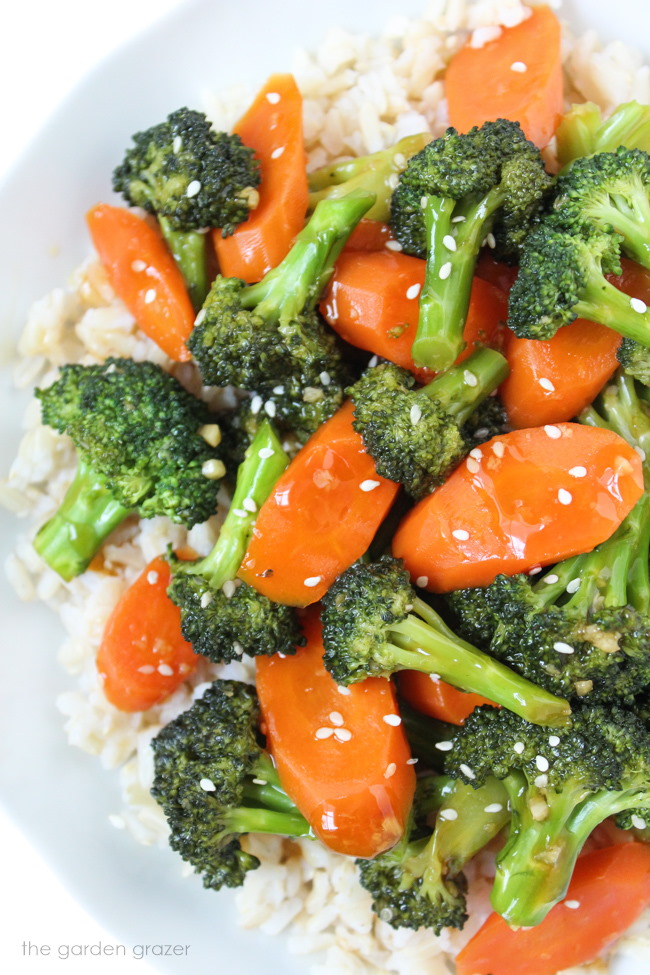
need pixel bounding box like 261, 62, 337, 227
618, 337, 650, 386
445, 576, 525, 649
256, 370, 351, 445
348, 363, 466, 500
36, 358, 221, 525
113, 107, 259, 236
390, 119, 551, 259
167, 574, 304, 662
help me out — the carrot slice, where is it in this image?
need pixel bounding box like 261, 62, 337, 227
392, 424, 644, 592
213, 74, 308, 283
96, 557, 200, 712
398, 671, 497, 725
238, 401, 399, 606
321, 252, 505, 381
445, 5, 563, 149
256, 608, 416, 858
344, 220, 394, 251
456, 843, 650, 975
86, 204, 195, 362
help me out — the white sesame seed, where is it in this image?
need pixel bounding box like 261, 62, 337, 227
250, 395, 263, 415
200, 591, 213, 609
630, 297, 648, 314
334, 728, 352, 742
466, 457, 480, 474
632, 815, 647, 829
538, 377, 555, 392
360, 479, 381, 492
416, 576, 429, 588
233, 641, 244, 656
420, 196, 428, 209
320, 371, 331, 385
534, 774, 549, 788
172, 135, 182, 153
460, 764, 476, 780
186, 180, 201, 198
137, 665, 155, 674
429, 673, 441, 681
464, 370, 478, 388
242, 497, 257, 513
484, 803, 504, 813
266, 92, 281, 104
565, 900, 581, 910
383, 714, 402, 727
385, 239, 403, 252
492, 441, 505, 458
194, 307, 206, 326
304, 576, 322, 588
337, 685, 352, 696
384, 763, 397, 779
452, 529, 470, 541
368, 355, 379, 367
635, 446, 647, 461
513, 742, 525, 754
271, 146, 286, 159
200, 778, 216, 791
231, 508, 248, 518
558, 488, 573, 505
544, 425, 562, 439
264, 400, 276, 418
315, 727, 334, 739
569, 466, 587, 478
510, 60, 528, 72
222, 580, 236, 599
158, 663, 174, 677
469, 448, 483, 460
329, 711, 344, 727
443, 235, 457, 252
528, 566, 542, 575
406, 757, 419, 765
252, 778, 267, 786
201, 458, 226, 479
144, 288, 156, 304
272, 385, 285, 395
131, 259, 147, 272
386, 173, 399, 190
435, 740, 454, 752
258, 446, 275, 459
410, 403, 422, 425
452, 215, 466, 223
439, 808, 459, 821
543, 574, 559, 585
486, 233, 496, 249
439, 261, 452, 280
147, 570, 159, 585
406, 283, 421, 300
554, 641, 575, 655
548, 736, 561, 748
536, 755, 550, 772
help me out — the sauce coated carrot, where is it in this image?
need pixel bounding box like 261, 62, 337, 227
398, 671, 498, 726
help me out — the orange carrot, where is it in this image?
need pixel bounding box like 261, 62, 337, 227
256, 608, 416, 858
398, 671, 498, 725
456, 843, 650, 975
392, 424, 644, 592
96, 557, 199, 712
344, 220, 394, 251
445, 5, 563, 149
213, 74, 308, 283
321, 252, 506, 381
86, 204, 195, 362
238, 401, 399, 606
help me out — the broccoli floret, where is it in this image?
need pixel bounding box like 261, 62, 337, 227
308, 134, 430, 221
459, 393, 510, 451
617, 337, 650, 386
167, 420, 304, 661
151, 680, 312, 891
390, 120, 551, 370
347, 348, 509, 500
556, 100, 650, 169
113, 108, 259, 308
34, 358, 223, 580
446, 704, 650, 926
357, 774, 509, 932
320, 556, 571, 727
189, 191, 372, 401
508, 223, 650, 348
551, 148, 650, 270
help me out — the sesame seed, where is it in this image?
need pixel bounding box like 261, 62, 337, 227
439, 808, 459, 821
250, 395, 263, 415
198, 423, 222, 447
484, 803, 503, 813
231, 508, 247, 518
131, 259, 147, 272
406, 757, 419, 765
554, 641, 575, 655
360, 479, 381, 492
393, 154, 406, 169
200, 778, 216, 791
435, 740, 454, 751
543, 574, 559, 585
337, 685, 352, 696
443, 235, 457, 251
536, 755, 549, 772
528, 566, 542, 575
384, 763, 397, 779
320, 371, 331, 385
258, 446, 275, 459
464, 369, 478, 387
406, 283, 421, 300
632, 815, 647, 829
242, 497, 257, 513
272, 385, 285, 395
549, 735, 561, 747
544, 425, 562, 439
558, 488, 573, 505
137, 665, 155, 674
368, 355, 379, 367
410, 403, 422, 425
513, 742, 525, 754
304, 576, 322, 587
201, 458, 226, 479
569, 466, 587, 478
385, 239, 403, 252
264, 399, 276, 418
492, 441, 505, 458
510, 60, 528, 72
469, 448, 483, 460
158, 664, 174, 677
565, 900, 581, 910
538, 377, 555, 392
420, 196, 428, 209
222, 580, 236, 599
334, 728, 352, 742
315, 727, 334, 739
200, 591, 213, 609
172, 135, 182, 153
534, 774, 549, 788
271, 146, 286, 159
329, 711, 344, 726
452, 215, 466, 223
386, 173, 399, 190
460, 763, 476, 780
416, 575, 429, 588
630, 297, 648, 313
266, 92, 281, 103
147, 570, 159, 585
452, 529, 470, 541
439, 261, 452, 280
194, 307, 206, 326
466, 457, 480, 474
144, 288, 156, 304
186, 180, 201, 197
233, 641, 244, 656
575, 680, 594, 696
486, 233, 496, 249
383, 714, 402, 727
429, 673, 441, 681
252, 779, 267, 786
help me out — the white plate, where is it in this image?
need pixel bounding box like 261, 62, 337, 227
0, 1, 647, 973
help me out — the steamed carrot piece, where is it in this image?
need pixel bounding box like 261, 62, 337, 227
321, 251, 506, 381
344, 220, 394, 251
86, 204, 195, 362
96, 557, 200, 712
398, 671, 498, 725
238, 401, 399, 606
445, 5, 563, 149
392, 424, 644, 592
213, 74, 308, 283
456, 843, 650, 975
256, 608, 416, 858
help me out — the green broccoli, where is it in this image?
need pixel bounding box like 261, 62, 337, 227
113, 107, 260, 308
320, 556, 571, 727
167, 419, 304, 662
151, 680, 312, 891
34, 358, 223, 580
446, 704, 650, 926
617, 337, 650, 386
556, 100, 650, 169
390, 119, 551, 370
347, 348, 509, 500
308, 134, 430, 221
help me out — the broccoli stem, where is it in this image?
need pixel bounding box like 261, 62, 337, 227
179, 420, 289, 589
224, 805, 312, 839
413, 187, 504, 371
418, 347, 509, 424
588, 195, 650, 270
33, 457, 131, 580
158, 216, 210, 311
575, 258, 650, 346
432, 777, 510, 876
389, 599, 571, 727
242, 191, 375, 324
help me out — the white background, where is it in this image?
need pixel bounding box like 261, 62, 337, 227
1, 4, 186, 972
